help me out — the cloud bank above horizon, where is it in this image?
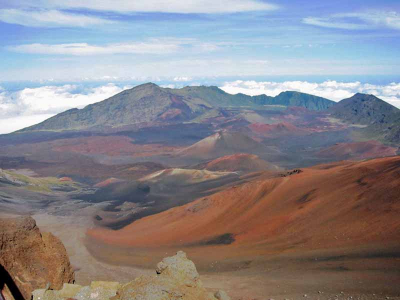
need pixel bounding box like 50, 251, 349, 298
0, 83, 128, 133
1, 80, 400, 134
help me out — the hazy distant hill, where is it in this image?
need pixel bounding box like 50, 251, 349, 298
20, 83, 335, 132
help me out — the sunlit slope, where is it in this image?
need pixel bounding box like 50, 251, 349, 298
89, 156, 400, 252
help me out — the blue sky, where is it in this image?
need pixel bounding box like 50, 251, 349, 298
0, 0, 400, 133
1, 0, 400, 82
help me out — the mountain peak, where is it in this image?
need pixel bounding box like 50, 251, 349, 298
130, 82, 161, 91
350, 93, 383, 101
138, 82, 159, 88
330, 93, 399, 125
18, 84, 335, 132
340, 93, 396, 108
278, 91, 298, 95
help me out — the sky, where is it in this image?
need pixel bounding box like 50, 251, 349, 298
0, 0, 400, 133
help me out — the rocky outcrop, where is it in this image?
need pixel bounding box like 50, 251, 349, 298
33, 251, 230, 300
0, 216, 74, 300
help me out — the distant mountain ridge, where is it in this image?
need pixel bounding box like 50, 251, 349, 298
170, 86, 335, 110
19, 83, 335, 132
21, 83, 206, 132
252, 91, 335, 110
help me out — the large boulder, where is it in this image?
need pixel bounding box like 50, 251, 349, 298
32, 251, 230, 300
155, 250, 200, 286
0, 216, 75, 300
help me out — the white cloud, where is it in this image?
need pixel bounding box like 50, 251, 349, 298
8, 39, 220, 56
344, 11, 400, 30
0, 114, 55, 134
303, 11, 400, 31
0, 83, 129, 133
303, 17, 368, 30
13, 0, 278, 14
0, 9, 112, 27
13, 84, 126, 114
173, 77, 193, 82
220, 80, 400, 108
1, 1, 278, 28
0, 83, 126, 116
160, 84, 177, 89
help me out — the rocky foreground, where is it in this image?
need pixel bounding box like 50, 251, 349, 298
0, 216, 230, 300
0, 216, 74, 299
33, 251, 230, 300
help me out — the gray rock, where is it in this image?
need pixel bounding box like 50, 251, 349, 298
215, 290, 231, 300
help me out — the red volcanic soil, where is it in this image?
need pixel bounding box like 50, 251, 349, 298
58, 177, 73, 182
53, 136, 180, 157
248, 122, 309, 137
159, 108, 183, 120
94, 177, 124, 188
317, 140, 398, 160
196, 153, 281, 172
88, 156, 400, 260
177, 131, 273, 160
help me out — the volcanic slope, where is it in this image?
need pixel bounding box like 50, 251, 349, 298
88, 156, 400, 266
20, 83, 206, 132
329, 93, 399, 125
0, 168, 79, 193
81, 167, 245, 230
328, 93, 400, 144
193, 153, 281, 172
140, 168, 234, 184
177, 131, 278, 161
317, 140, 398, 161
248, 122, 310, 137
20, 83, 335, 132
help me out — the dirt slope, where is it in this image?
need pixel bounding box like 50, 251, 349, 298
248, 122, 310, 137
177, 131, 275, 161
88, 156, 400, 261
317, 140, 398, 160
194, 153, 281, 172
140, 168, 234, 184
